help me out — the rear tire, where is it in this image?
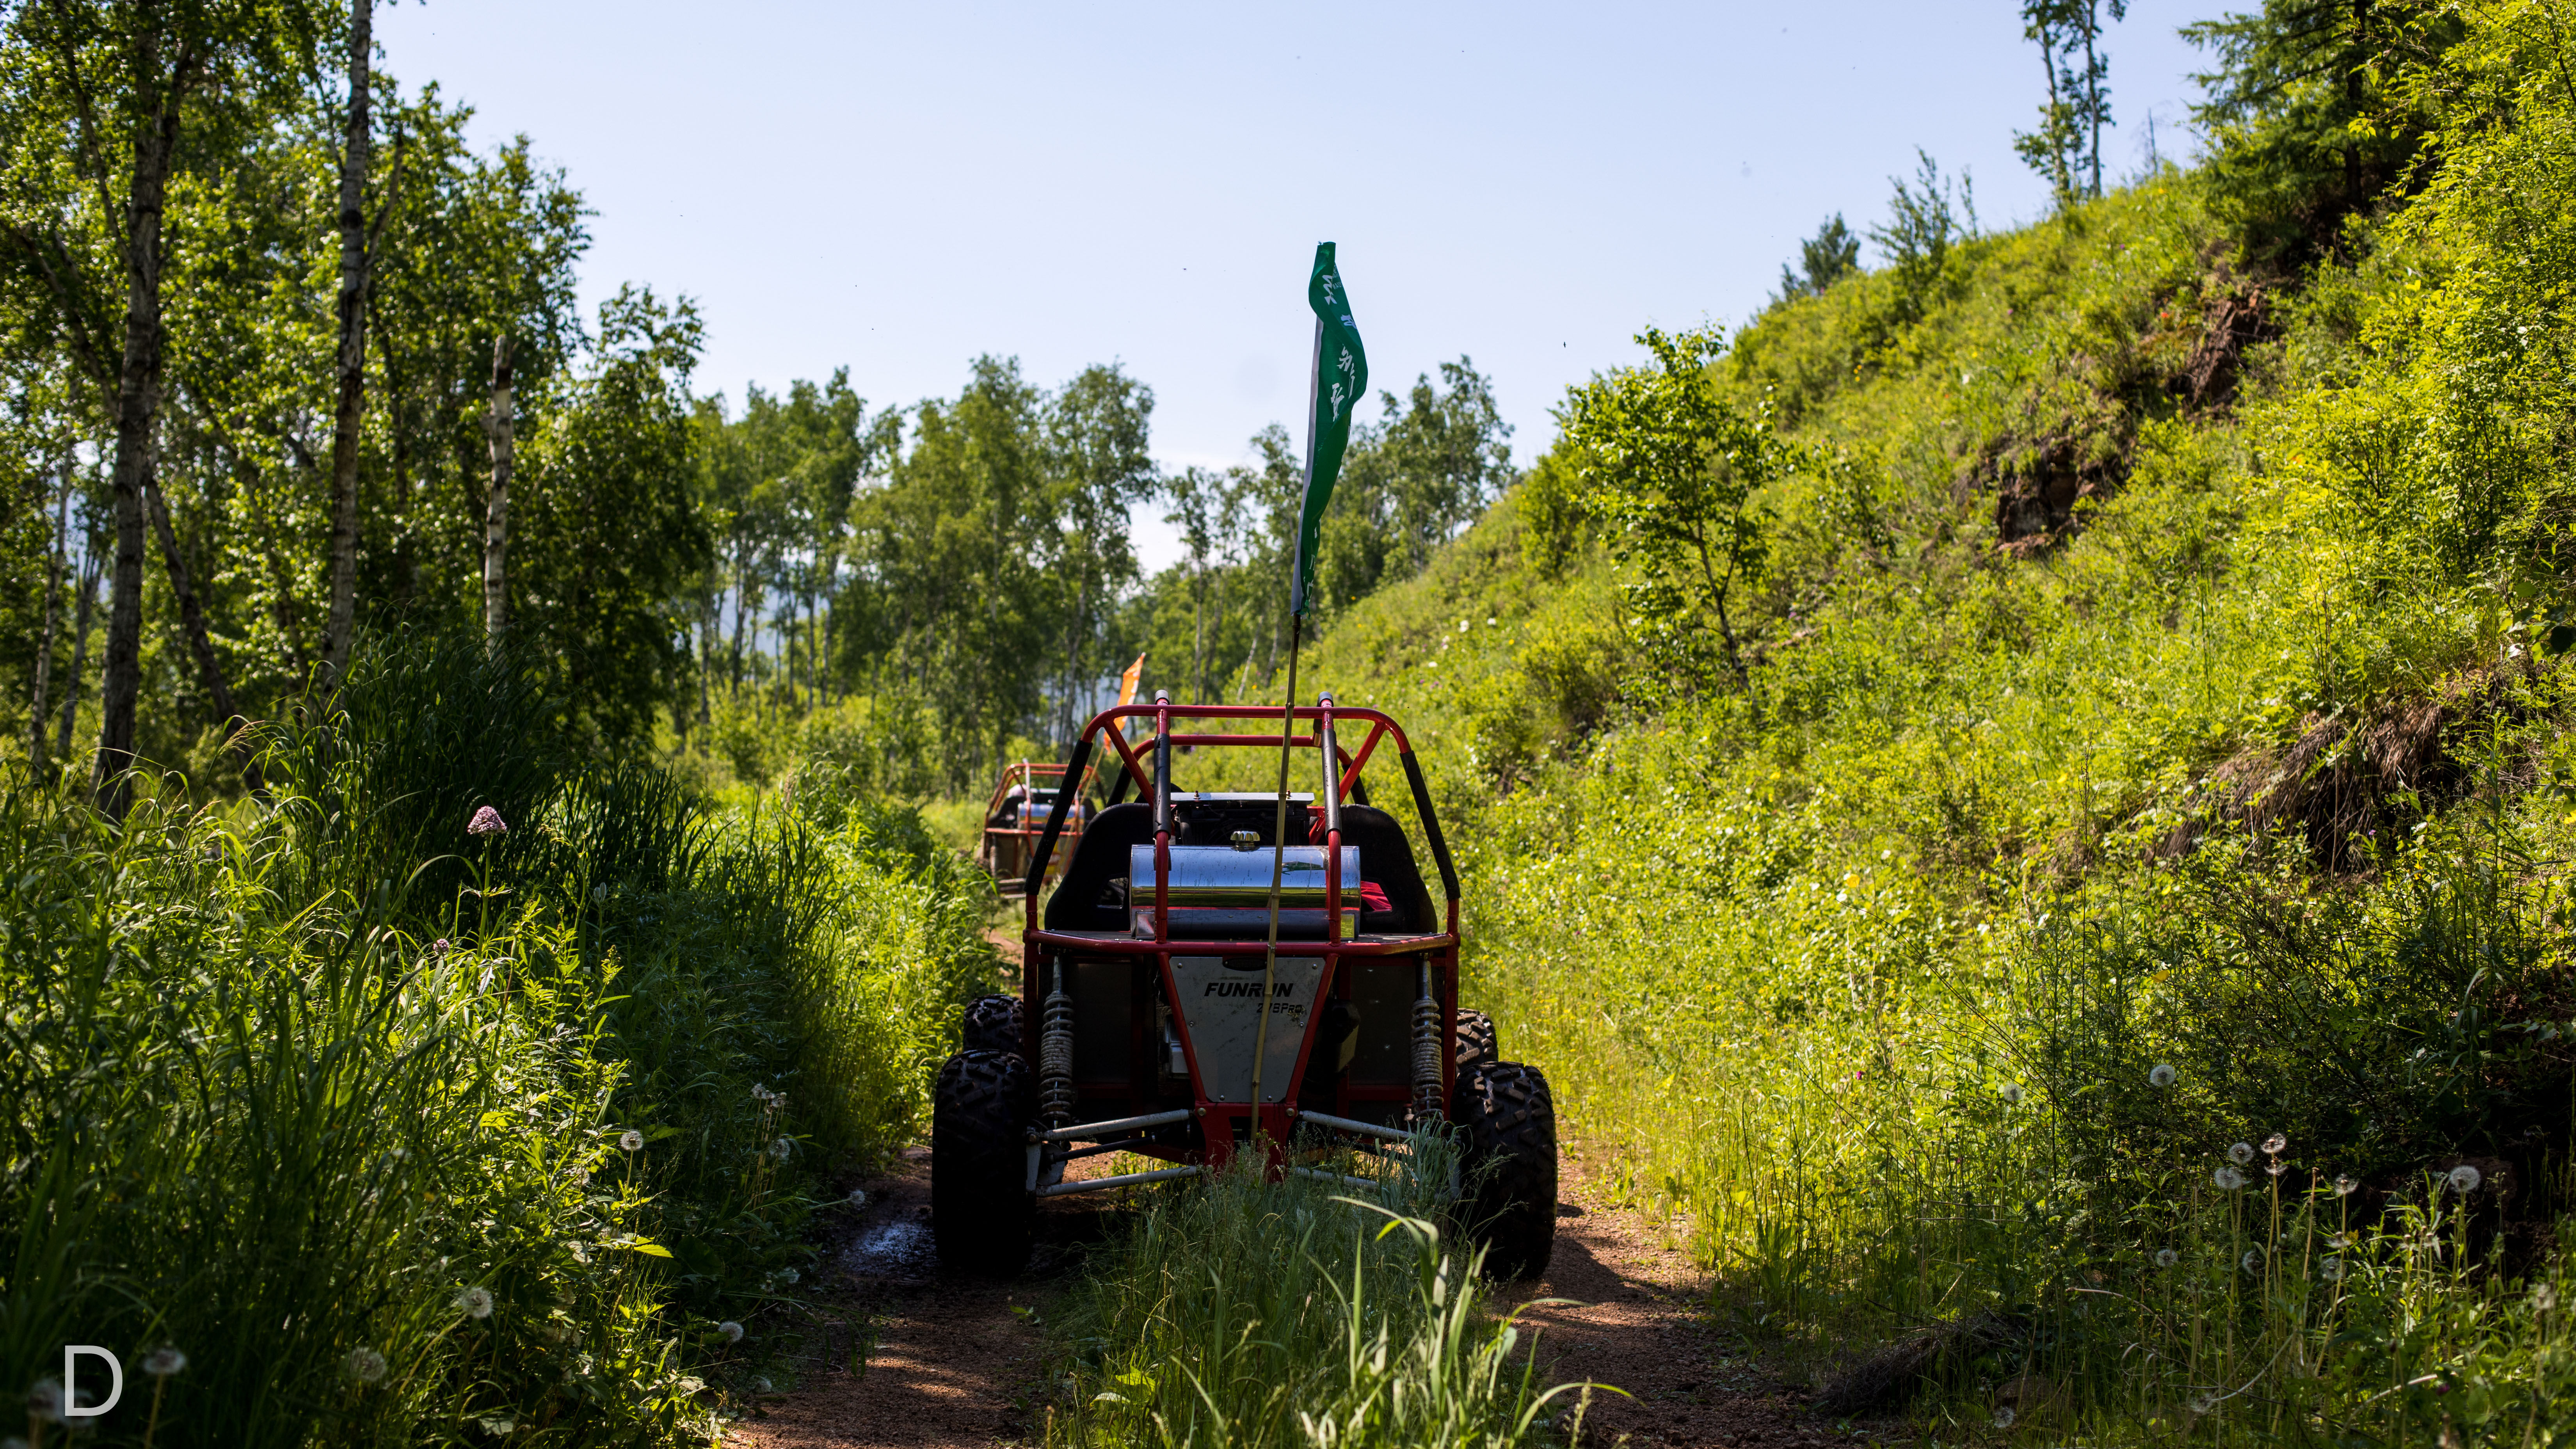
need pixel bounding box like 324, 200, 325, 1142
1451, 1060, 1557, 1281
961, 994, 1025, 1056
1454, 1009, 1498, 1070
932, 1049, 1033, 1275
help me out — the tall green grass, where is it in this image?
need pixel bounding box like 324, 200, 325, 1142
1044, 1139, 1591, 1449
0, 631, 991, 1444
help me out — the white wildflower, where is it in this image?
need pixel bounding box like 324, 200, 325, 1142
141, 1347, 187, 1377
619, 1129, 644, 1152
2149, 1063, 2178, 1088
2155, 1248, 2178, 1268
718, 1321, 745, 1344
2214, 1166, 2246, 1191
346, 1347, 388, 1384
455, 1285, 494, 1319
2228, 1142, 2255, 1166
2448, 1164, 2483, 1195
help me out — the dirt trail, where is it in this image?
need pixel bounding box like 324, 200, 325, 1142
737, 1136, 1877, 1449
1505, 1146, 1865, 1447
731, 1150, 1090, 1449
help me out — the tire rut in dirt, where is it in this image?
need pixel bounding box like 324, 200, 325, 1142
1451, 1059, 1558, 1281
932, 1049, 1033, 1275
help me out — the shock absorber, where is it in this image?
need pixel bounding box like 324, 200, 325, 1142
1410, 960, 1444, 1122
1040, 958, 1077, 1129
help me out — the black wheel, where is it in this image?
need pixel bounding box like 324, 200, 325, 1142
1454, 1009, 1498, 1070
1451, 1060, 1557, 1281
961, 994, 1024, 1056
931, 1049, 1033, 1275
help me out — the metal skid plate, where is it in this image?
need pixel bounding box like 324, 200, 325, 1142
1170, 955, 1326, 1104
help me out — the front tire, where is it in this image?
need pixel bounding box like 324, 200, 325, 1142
1451, 1060, 1557, 1281
1454, 1009, 1498, 1070
931, 1049, 1034, 1275
961, 994, 1025, 1056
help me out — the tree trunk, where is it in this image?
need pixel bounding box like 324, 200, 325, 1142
482, 334, 514, 642
144, 466, 253, 740
28, 452, 69, 779
58, 545, 101, 764
320, 0, 375, 687
95, 69, 185, 818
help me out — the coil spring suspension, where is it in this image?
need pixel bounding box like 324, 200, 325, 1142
1410, 969, 1444, 1122
1040, 961, 1077, 1129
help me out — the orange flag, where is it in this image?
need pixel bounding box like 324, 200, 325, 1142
1116, 654, 1146, 708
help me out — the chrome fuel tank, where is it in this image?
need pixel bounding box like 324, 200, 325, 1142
1128, 844, 1358, 938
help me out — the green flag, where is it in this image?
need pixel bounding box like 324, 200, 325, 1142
1291, 242, 1367, 617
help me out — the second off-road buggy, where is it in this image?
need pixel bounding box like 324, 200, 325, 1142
929, 693, 1558, 1279
976, 759, 1095, 896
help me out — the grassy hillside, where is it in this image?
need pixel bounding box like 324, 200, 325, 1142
1277, 7, 2576, 1438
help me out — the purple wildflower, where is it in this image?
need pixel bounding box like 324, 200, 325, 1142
468, 806, 508, 838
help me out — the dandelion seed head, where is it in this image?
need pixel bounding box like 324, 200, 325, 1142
719, 1321, 745, 1344
141, 1347, 187, 1377
778, 1266, 799, 1285
2189, 1392, 2219, 1415
455, 1285, 494, 1319
2535, 1284, 2560, 1312
2242, 1249, 2264, 1274
2449, 1164, 2483, 1195
345, 1347, 388, 1384
1999, 1083, 2022, 1104
2320, 1257, 2345, 1282
2334, 1175, 2360, 1197
2228, 1141, 2255, 1166
2155, 1248, 2178, 1268
2149, 1063, 2178, 1088
847, 1188, 868, 1209
2266, 1158, 2289, 1177
769, 1136, 793, 1160
25, 1378, 62, 1424
752, 1376, 773, 1395
467, 805, 508, 838
2261, 1133, 2287, 1156
2214, 1166, 2246, 1191
590, 884, 608, 903
1991, 1406, 2016, 1429
619, 1129, 644, 1152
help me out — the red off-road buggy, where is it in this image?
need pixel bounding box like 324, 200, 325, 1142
929, 695, 1557, 1280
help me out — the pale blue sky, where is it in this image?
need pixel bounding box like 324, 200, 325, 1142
377, 0, 2219, 569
